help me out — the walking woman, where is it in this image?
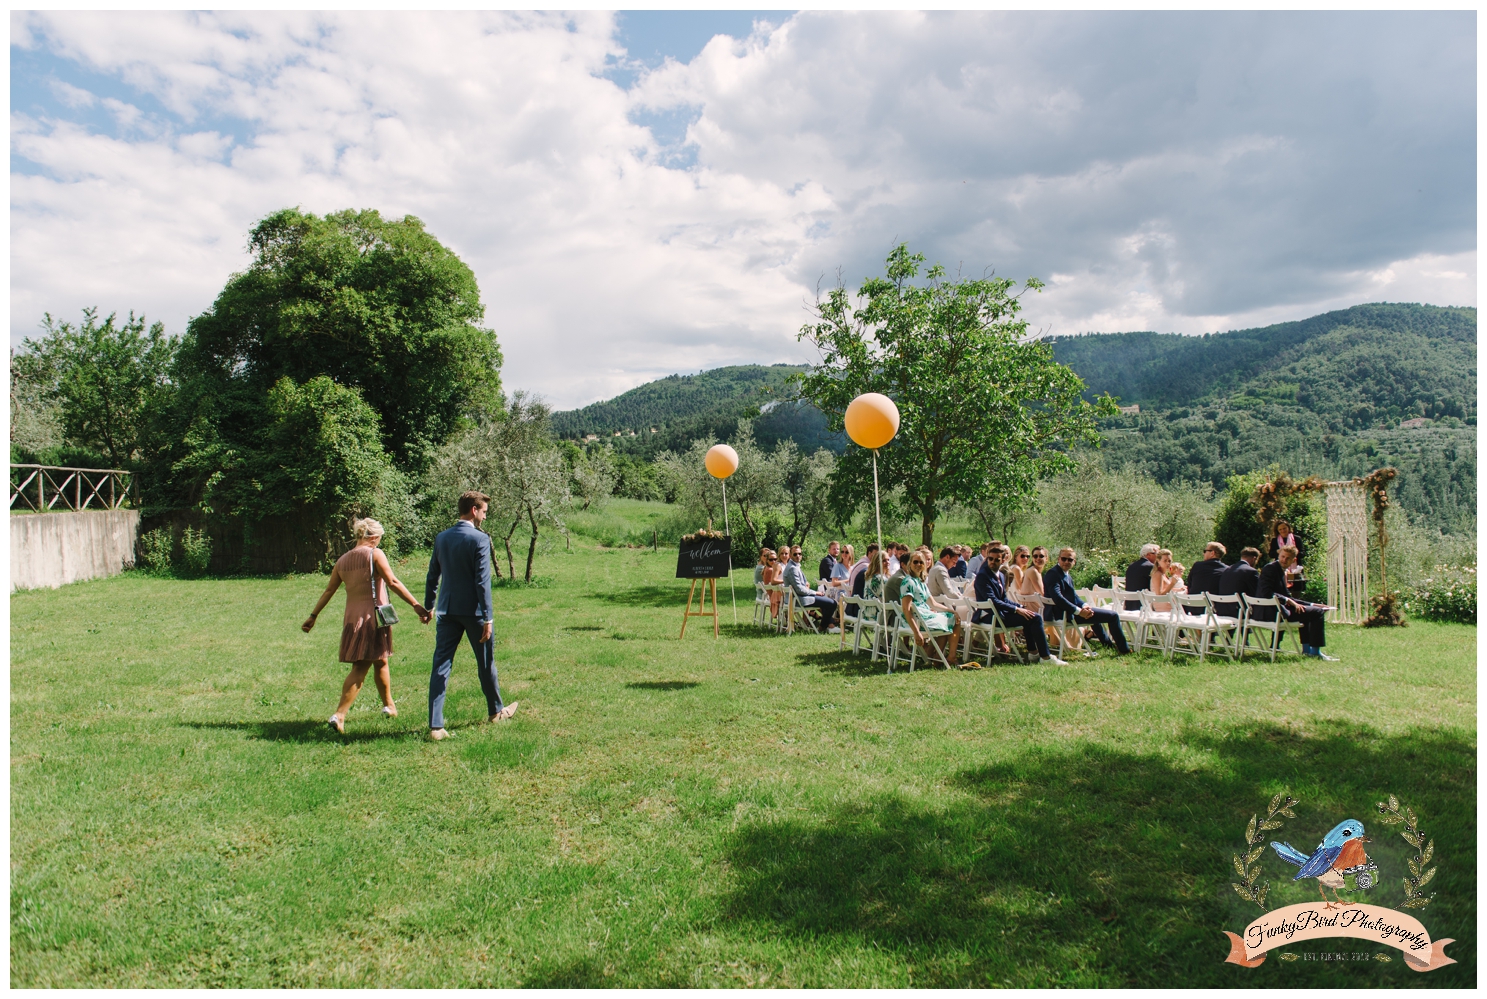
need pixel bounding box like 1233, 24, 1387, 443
302, 518, 431, 732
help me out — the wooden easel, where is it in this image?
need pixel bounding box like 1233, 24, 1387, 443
679, 577, 720, 638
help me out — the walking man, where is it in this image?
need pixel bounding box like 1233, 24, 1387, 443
425, 490, 517, 741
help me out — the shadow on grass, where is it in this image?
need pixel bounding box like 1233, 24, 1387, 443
717, 721, 1475, 987
182, 718, 496, 743
625, 681, 701, 691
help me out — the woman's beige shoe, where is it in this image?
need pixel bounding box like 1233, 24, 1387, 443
327, 714, 345, 734
429, 728, 450, 741
382, 705, 398, 718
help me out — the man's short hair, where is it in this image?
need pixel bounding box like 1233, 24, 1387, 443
1278, 544, 1298, 558
1240, 546, 1262, 561
939, 546, 957, 559
1140, 543, 1160, 557
866, 542, 879, 554
458, 490, 490, 515
1205, 541, 1227, 557
1058, 547, 1075, 558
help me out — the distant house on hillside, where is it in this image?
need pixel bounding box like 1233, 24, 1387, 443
584, 434, 598, 441
1400, 417, 1428, 429
1118, 404, 1141, 415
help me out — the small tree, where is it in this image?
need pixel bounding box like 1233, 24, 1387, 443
569, 443, 617, 512
428, 392, 568, 581
798, 244, 1114, 546
15, 308, 178, 467
779, 441, 835, 547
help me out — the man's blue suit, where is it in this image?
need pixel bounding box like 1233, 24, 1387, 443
425, 520, 504, 729
972, 561, 1049, 659
1043, 564, 1129, 654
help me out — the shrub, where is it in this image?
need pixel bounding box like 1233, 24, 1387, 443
1040, 459, 1211, 565
1068, 547, 1137, 589
178, 527, 212, 577
135, 528, 173, 574
1402, 567, 1476, 624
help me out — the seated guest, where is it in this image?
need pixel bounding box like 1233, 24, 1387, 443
1124, 543, 1159, 609
753, 548, 771, 587
1259, 545, 1335, 659
818, 541, 841, 584
885, 543, 904, 575
900, 551, 964, 666
928, 546, 972, 623
1044, 547, 1130, 654
967, 542, 991, 580
848, 543, 877, 592
1214, 547, 1261, 618
973, 545, 1066, 665
949, 545, 969, 579
1268, 520, 1307, 596
860, 551, 889, 623
1186, 542, 1229, 596
785, 546, 838, 631
1151, 548, 1186, 612
768, 546, 789, 618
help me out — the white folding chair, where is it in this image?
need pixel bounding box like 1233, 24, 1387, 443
761, 584, 786, 633
785, 589, 822, 635
839, 595, 873, 654
1136, 590, 1179, 656
753, 584, 771, 627
1105, 586, 1147, 647
961, 599, 1029, 667
1170, 593, 1228, 662
1238, 594, 1303, 662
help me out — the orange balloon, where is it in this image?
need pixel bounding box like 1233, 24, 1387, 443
704, 443, 739, 479
844, 393, 900, 450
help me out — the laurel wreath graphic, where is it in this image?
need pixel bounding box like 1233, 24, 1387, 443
1375, 795, 1437, 910
1232, 791, 1298, 909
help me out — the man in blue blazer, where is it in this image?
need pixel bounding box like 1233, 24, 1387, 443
425, 491, 517, 740
973, 545, 1065, 664
1043, 548, 1129, 654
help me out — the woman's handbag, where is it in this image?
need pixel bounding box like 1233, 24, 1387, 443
368, 548, 399, 627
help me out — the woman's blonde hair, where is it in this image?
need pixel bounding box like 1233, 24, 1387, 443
1013, 545, 1031, 560
906, 552, 929, 578
353, 518, 385, 540
1156, 547, 1173, 564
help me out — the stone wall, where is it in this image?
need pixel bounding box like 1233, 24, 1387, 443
10, 510, 141, 591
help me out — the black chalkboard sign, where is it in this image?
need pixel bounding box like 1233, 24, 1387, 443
676, 535, 732, 578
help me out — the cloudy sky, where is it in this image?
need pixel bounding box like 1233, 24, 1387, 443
11, 11, 1476, 409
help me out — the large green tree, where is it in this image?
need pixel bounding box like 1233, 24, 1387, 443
797, 244, 1115, 546
179, 208, 502, 469
13, 308, 178, 468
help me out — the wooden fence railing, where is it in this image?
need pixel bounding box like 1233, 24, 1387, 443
10, 465, 134, 512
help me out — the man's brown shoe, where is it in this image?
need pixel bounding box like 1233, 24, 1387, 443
489, 701, 520, 723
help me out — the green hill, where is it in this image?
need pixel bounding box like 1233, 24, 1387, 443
551, 364, 839, 458
1050, 303, 1476, 533
1050, 303, 1475, 428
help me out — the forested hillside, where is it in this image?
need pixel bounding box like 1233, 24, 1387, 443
550, 364, 841, 459
1051, 303, 1476, 534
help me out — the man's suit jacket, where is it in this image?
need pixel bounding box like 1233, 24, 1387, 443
783, 560, 814, 599
1214, 560, 1259, 617
426, 520, 493, 621
973, 561, 1026, 622
1252, 560, 1295, 621
1042, 565, 1083, 622
1186, 558, 1229, 595
1124, 557, 1154, 593
927, 561, 961, 604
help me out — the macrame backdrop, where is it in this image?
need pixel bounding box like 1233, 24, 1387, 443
1324, 481, 1369, 624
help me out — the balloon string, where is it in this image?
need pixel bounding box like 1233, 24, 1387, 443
723, 478, 737, 627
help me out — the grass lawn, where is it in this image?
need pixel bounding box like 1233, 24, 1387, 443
11, 538, 1476, 986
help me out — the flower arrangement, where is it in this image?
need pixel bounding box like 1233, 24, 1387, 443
680, 529, 726, 544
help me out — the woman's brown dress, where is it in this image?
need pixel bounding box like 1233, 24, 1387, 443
336, 546, 393, 663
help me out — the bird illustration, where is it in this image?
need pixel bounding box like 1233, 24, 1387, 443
1270, 819, 1372, 908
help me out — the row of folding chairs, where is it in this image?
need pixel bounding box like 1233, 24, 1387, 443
1089, 586, 1302, 662
754, 584, 824, 635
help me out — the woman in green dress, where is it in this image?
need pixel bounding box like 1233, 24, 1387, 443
900, 552, 963, 667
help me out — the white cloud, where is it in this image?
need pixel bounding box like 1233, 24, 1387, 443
10, 10, 1475, 407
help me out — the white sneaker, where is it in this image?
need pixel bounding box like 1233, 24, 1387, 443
1316, 652, 1339, 661
828, 626, 841, 634
1043, 655, 1069, 666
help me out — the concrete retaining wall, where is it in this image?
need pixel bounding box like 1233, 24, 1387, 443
11, 510, 141, 591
